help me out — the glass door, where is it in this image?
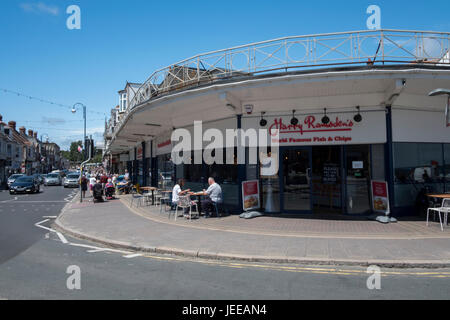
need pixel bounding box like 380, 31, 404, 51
311, 146, 343, 214
280, 148, 312, 213
345, 145, 371, 214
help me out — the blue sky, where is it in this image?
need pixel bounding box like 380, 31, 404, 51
0, 0, 449, 150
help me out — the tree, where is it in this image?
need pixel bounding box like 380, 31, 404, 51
66, 141, 84, 163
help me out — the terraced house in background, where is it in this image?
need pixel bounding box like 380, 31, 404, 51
0, 114, 63, 187
103, 29, 450, 217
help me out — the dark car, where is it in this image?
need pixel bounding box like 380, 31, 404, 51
9, 176, 41, 194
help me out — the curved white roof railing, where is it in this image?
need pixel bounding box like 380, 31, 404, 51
123, 29, 450, 119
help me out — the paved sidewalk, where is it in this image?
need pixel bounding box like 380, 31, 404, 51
54, 194, 450, 268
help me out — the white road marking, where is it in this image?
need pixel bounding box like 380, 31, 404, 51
34, 219, 53, 232
123, 253, 142, 259
12, 201, 66, 203
87, 249, 107, 253
0, 197, 18, 203
56, 232, 68, 244
42, 216, 57, 219
68, 243, 131, 254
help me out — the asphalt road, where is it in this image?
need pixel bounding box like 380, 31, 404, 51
0, 187, 449, 300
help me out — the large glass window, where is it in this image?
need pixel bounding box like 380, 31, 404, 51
444, 144, 450, 191
206, 148, 239, 211
157, 154, 174, 190
393, 143, 444, 207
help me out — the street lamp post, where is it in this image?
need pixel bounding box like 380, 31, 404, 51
39, 133, 49, 173
72, 103, 88, 202
428, 89, 450, 127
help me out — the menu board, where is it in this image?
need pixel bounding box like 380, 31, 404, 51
371, 180, 390, 214
242, 180, 260, 211
322, 163, 338, 184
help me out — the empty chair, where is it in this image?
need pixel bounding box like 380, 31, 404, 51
160, 192, 172, 213
169, 195, 198, 221
130, 193, 145, 208
427, 198, 450, 231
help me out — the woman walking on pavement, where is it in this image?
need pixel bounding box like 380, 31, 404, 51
80, 174, 88, 198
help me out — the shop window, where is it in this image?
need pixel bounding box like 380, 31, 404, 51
157, 154, 174, 189
444, 144, 450, 191
393, 143, 444, 207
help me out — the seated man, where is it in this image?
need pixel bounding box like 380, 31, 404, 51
172, 179, 191, 213
93, 179, 104, 201
200, 177, 223, 218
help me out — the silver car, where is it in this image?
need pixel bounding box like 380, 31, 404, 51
64, 173, 80, 188
45, 173, 62, 186
7, 174, 25, 189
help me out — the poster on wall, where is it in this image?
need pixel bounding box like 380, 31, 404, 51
242, 180, 260, 211
322, 163, 338, 184
136, 147, 143, 160
371, 180, 390, 214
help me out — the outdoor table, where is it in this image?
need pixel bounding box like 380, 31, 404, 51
426, 194, 450, 225
426, 193, 450, 199
141, 186, 157, 205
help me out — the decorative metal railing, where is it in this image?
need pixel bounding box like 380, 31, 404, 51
115, 29, 450, 130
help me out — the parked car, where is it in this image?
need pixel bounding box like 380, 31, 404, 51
45, 173, 62, 186
9, 176, 40, 194
64, 173, 80, 188
7, 174, 25, 189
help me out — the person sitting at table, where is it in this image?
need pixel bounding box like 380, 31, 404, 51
172, 179, 191, 212
200, 177, 223, 218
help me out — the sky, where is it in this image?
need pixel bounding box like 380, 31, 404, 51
0, 0, 449, 150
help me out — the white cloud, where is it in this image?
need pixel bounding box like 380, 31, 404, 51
20, 2, 60, 16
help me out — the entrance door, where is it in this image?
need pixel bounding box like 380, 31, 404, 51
311, 146, 343, 214
280, 148, 312, 213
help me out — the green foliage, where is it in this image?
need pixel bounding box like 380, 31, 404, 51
67, 140, 84, 163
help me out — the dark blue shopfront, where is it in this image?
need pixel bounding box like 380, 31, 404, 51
259, 144, 385, 215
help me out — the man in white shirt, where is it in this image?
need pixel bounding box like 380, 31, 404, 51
201, 177, 223, 218
172, 179, 190, 209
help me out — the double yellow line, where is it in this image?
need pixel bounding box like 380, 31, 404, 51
141, 254, 450, 278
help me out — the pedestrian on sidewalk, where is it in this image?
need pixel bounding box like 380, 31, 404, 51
80, 174, 88, 198
89, 175, 96, 197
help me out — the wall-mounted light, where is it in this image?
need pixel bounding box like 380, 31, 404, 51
291, 110, 298, 125
260, 112, 267, 127
321, 108, 330, 124
353, 106, 362, 123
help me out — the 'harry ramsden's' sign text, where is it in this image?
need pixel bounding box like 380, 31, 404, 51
269, 116, 354, 136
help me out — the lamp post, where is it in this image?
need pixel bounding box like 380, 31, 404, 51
39, 133, 49, 173
72, 103, 87, 202
428, 89, 450, 127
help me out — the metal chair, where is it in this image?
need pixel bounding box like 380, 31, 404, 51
130, 193, 145, 208
170, 195, 198, 221
427, 198, 450, 231
160, 192, 172, 213
212, 201, 223, 218
154, 190, 162, 207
